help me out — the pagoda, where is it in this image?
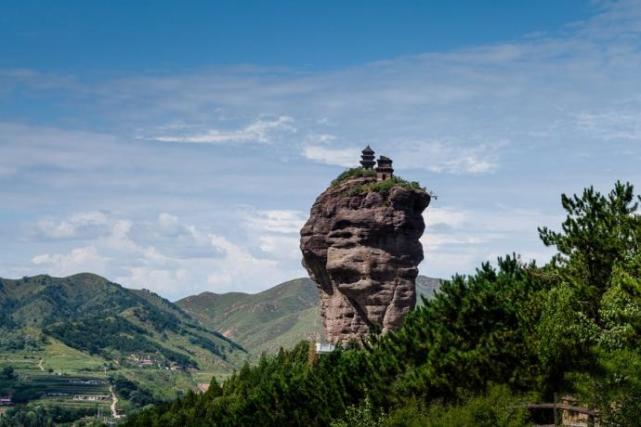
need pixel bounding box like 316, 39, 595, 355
375, 156, 393, 181
360, 146, 376, 169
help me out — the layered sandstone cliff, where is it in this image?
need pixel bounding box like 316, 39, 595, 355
300, 174, 430, 344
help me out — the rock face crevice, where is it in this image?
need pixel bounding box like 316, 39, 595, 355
300, 176, 430, 344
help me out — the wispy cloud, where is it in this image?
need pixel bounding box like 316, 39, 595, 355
35, 211, 110, 240
32, 246, 109, 277
3, 1, 641, 295
28, 210, 304, 298
419, 206, 560, 279
302, 145, 361, 167
148, 116, 295, 144
395, 140, 504, 174
244, 209, 306, 234
576, 111, 641, 141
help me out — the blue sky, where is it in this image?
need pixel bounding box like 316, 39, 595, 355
2, 0, 641, 300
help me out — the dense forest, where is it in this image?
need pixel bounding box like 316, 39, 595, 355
125, 181, 641, 426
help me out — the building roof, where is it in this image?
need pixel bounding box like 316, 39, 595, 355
362, 145, 374, 154
376, 156, 393, 168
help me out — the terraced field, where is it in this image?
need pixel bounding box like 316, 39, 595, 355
0, 339, 228, 425
24, 373, 109, 397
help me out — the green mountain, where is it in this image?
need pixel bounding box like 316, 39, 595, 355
0, 273, 246, 370
177, 275, 441, 355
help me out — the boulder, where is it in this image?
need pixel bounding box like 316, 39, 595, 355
300, 176, 429, 344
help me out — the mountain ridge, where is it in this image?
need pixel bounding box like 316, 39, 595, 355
0, 273, 246, 370
177, 275, 441, 354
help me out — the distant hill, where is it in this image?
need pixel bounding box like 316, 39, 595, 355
416, 275, 442, 300
177, 278, 321, 356
0, 273, 246, 370
177, 275, 441, 355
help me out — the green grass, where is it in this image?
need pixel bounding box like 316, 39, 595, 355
118, 367, 194, 400
41, 338, 107, 373
177, 278, 321, 356
330, 167, 426, 195
191, 370, 232, 385
331, 167, 376, 186
347, 175, 425, 196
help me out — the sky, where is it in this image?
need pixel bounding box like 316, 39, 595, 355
2, 0, 641, 300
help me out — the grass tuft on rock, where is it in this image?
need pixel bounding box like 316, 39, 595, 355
331, 168, 376, 186
347, 176, 425, 197
332, 168, 426, 196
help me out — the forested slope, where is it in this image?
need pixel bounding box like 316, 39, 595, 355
0, 273, 246, 369
126, 181, 641, 427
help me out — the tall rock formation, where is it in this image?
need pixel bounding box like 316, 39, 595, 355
300, 173, 430, 344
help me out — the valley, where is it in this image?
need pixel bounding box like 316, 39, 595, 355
0, 272, 440, 423
0, 274, 247, 423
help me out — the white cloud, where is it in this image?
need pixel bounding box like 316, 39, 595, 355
35, 211, 110, 239
419, 206, 561, 279
131, 213, 217, 259
425, 207, 468, 229
421, 233, 486, 251
302, 145, 361, 167
305, 133, 336, 144
258, 235, 301, 260
237, 209, 306, 263
204, 234, 283, 288
150, 116, 295, 144
26, 210, 304, 298
395, 141, 503, 174
244, 209, 306, 234
32, 246, 109, 277
301, 140, 501, 174
0, 123, 124, 176
576, 111, 641, 141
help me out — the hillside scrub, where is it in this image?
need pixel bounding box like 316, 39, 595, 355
124, 181, 641, 426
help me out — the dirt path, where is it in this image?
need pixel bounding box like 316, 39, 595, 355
38, 358, 44, 371
110, 386, 121, 419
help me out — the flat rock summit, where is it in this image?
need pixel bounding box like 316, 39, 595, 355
300, 152, 430, 344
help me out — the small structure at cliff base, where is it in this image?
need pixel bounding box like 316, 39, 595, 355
300, 146, 430, 345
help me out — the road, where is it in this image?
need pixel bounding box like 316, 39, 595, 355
110, 386, 121, 419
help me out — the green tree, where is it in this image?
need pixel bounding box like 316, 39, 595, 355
535, 283, 598, 394
331, 396, 386, 427
538, 181, 641, 313
0, 366, 16, 380
598, 260, 641, 350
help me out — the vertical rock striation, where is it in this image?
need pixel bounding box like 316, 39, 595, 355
300, 175, 430, 344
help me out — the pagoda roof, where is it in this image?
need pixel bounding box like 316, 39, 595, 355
362, 145, 374, 154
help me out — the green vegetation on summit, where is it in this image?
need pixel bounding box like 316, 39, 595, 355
331, 167, 425, 195
331, 167, 376, 186
126, 181, 641, 427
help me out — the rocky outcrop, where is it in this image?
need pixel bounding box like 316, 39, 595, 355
300, 175, 430, 344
